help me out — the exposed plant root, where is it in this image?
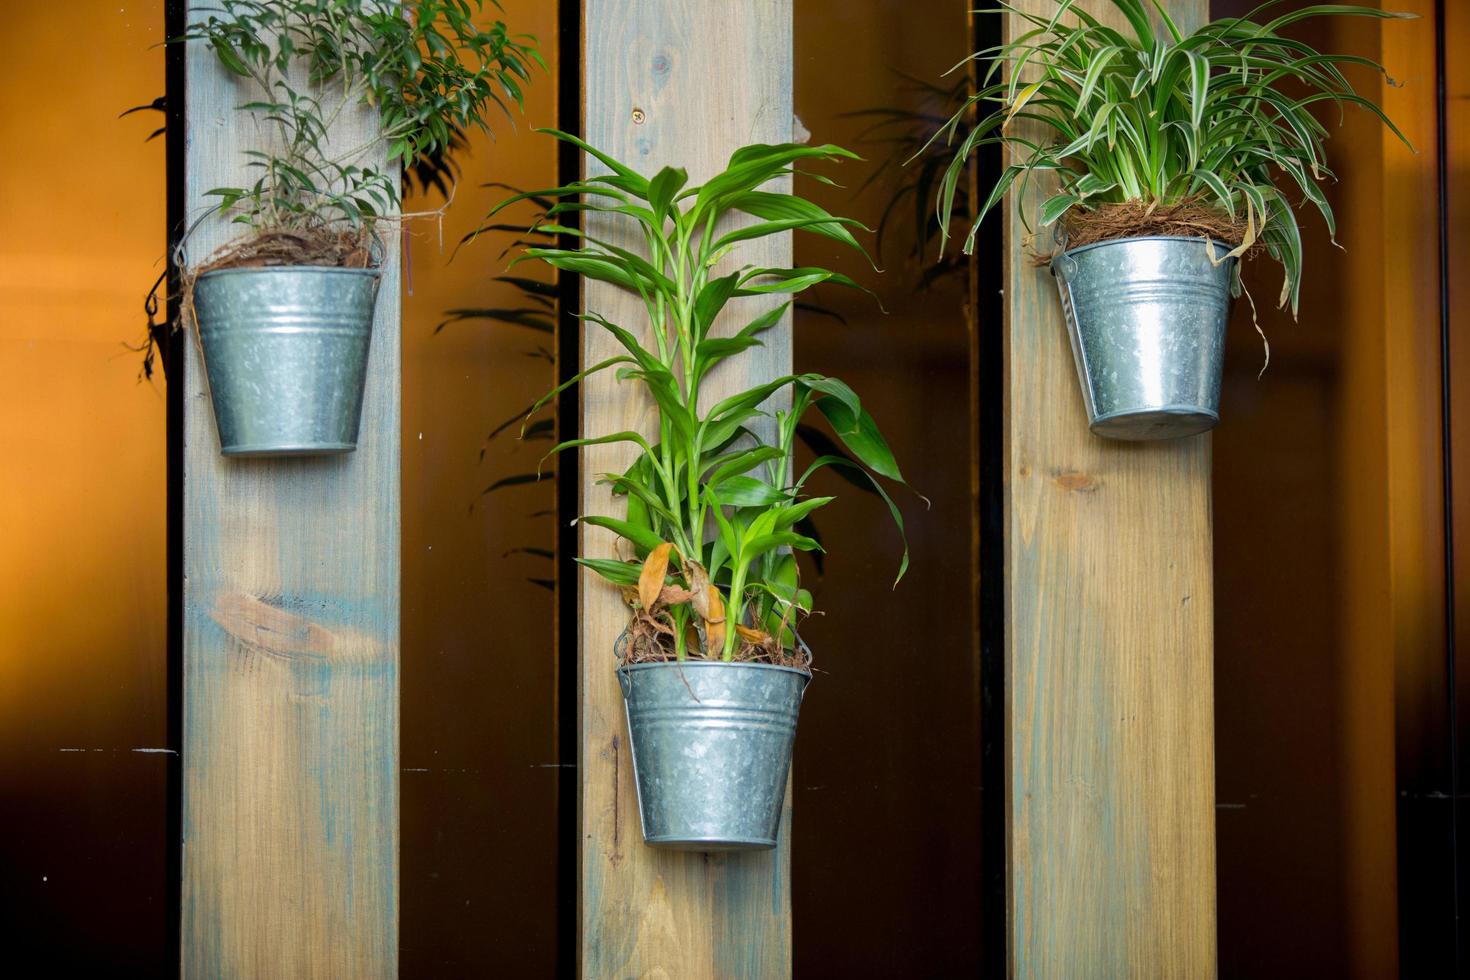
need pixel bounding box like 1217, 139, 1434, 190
1049, 199, 1250, 255
616, 590, 813, 671
175, 225, 379, 338
1037, 198, 1274, 372
191, 225, 377, 275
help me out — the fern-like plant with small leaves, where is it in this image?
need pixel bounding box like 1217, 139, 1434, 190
182, 0, 542, 249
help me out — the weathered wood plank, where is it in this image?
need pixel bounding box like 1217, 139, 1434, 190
1004, 2, 1216, 977
179, 3, 400, 974
579, 1, 794, 975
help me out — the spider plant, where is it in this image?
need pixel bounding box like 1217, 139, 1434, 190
932, 0, 1411, 313
490, 130, 909, 664
181, 0, 543, 244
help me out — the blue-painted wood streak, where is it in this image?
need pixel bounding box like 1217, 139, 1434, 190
580, 1, 795, 976
1004, 3, 1216, 977
179, 4, 400, 974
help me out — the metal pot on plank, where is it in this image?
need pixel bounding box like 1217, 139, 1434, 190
617, 660, 809, 851
193, 265, 378, 457
1050, 236, 1236, 441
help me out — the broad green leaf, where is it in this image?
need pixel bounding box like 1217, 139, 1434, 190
811, 396, 903, 482
596, 472, 680, 523
648, 165, 688, 221
541, 430, 654, 470
798, 375, 862, 416
575, 557, 642, 586
1038, 193, 1080, 227
712, 475, 790, 508
742, 531, 823, 563
737, 266, 872, 298
774, 495, 834, 529
535, 127, 650, 197
694, 302, 788, 378
705, 446, 783, 487
580, 515, 665, 556
693, 273, 740, 340
703, 486, 744, 570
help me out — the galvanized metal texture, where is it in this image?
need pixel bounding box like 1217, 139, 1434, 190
617, 660, 810, 851
193, 266, 379, 456
1051, 236, 1236, 441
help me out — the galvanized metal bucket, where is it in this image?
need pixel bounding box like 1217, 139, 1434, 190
193, 266, 379, 456
617, 660, 810, 851
1051, 236, 1237, 441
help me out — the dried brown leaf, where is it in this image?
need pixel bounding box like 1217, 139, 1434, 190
687, 562, 712, 620
658, 585, 697, 607
735, 625, 770, 645
638, 542, 674, 611
704, 584, 726, 655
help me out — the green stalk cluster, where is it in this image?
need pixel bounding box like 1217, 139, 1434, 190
494, 130, 910, 663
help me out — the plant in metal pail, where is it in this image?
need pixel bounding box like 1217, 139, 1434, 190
928, 0, 1412, 439
490, 131, 914, 848
171, 0, 543, 455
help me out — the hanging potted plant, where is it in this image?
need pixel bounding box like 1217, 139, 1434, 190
933, 0, 1410, 440
178, 0, 541, 456
495, 130, 909, 850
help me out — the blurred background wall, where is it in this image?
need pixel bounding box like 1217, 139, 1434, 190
1209, 0, 1458, 975
397, 0, 562, 971
0, 3, 171, 972
790, 0, 984, 974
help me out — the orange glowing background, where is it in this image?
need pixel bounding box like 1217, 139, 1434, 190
0, 5, 167, 725
0, 0, 565, 969
0, 1, 170, 969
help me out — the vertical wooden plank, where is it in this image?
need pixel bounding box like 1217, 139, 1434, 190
179, 3, 399, 974
1004, 2, 1216, 977
579, 1, 793, 975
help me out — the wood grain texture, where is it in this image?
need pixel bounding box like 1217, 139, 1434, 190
180, 4, 400, 975
580, 1, 793, 976
1003, 2, 1216, 977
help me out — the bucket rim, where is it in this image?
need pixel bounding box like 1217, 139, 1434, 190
616, 659, 811, 679
1052, 234, 1239, 264
196, 264, 381, 282
643, 834, 778, 851
222, 442, 357, 457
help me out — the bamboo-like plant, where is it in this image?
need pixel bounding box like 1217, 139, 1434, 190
492, 130, 908, 665
182, 0, 542, 249
933, 0, 1411, 313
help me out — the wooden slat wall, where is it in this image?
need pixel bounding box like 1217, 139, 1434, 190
579, 1, 794, 975
179, 4, 400, 974
1003, 2, 1216, 976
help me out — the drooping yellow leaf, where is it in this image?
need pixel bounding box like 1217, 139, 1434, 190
1007, 79, 1044, 122
638, 542, 674, 611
